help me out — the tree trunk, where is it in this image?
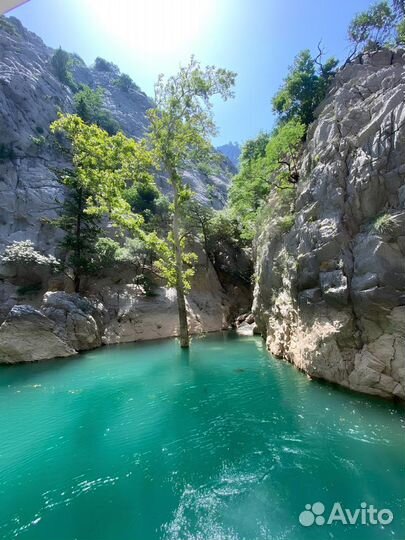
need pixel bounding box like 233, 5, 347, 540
73, 188, 83, 293
172, 182, 189, 348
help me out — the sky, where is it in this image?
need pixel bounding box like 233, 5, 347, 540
8, 0, 373, 145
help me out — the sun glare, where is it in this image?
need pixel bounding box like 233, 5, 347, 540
84, 0, 215, 61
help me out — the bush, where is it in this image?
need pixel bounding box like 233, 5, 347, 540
51, 47, 77, 90
279, 214, 295, 232
124, 182, 160, 219
94, 237, 120, 267
17, 283, 42, 296
348, 1, 397, 51
30, 135, 46, 147
114, 73, 137, 92
74, 86, 119, 134
373, 212, 398, 233
94, 57, 118, 72
272, 50, 337, 127
1, 240, 60, 269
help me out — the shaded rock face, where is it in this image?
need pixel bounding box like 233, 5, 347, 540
254, 49, 405, 400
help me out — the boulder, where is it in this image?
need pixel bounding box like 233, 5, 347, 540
0, 305, 76, 363
42, 291, 107, 351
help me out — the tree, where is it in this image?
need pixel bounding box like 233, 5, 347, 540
147, 56, 236, 347
50, 168, 101, 292
50, 114, 154, 289
229, 120, 304, 240
74, 86, 120, 135
114, 73, 138, 92
348, 1, 397, 51
51, 47, 77, 91
265, 119, 306, 186
272, 50, 337, 127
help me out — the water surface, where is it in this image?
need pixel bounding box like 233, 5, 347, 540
0, 333, 404, 539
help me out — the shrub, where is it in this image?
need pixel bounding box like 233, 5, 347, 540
51, 47, 77, 91
124, 182, 160, 219
30, 135, 46, 147
17, 283, 42, 296
74, 86, 120, 134
348, 1, 397, 51
1, 240, 60, 269
114, 73, 137, 92
0, 16, 18, 36
279, 214, 295, 232
373, 212, 397, 233
94, 237, 120, 267
94, 57, 118, 72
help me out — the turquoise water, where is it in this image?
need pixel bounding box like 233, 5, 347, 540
0, 332, 404, 540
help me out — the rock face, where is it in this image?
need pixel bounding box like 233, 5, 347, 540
254, 49, 405, 400
42, 292, 107, 351
0, 15, 240, 347
0, 253, 251, 362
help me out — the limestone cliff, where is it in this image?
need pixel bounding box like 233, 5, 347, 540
253, 49, 405, 399
0, 16, 250, 362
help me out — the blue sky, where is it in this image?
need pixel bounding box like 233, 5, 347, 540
9, 0, 373, 145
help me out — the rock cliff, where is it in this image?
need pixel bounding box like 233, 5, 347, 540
0, 15, 248, 360
254, 49, 405, 399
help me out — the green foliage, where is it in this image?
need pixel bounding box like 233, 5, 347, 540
265, 119, 306, 185
1, 240, 59, 269
17, 283, 43, 296
147, 56, 236, 303
93, 237, 120, 267
50, 113, 154, 289
114, 73, 138, 92
279, 214, 295, 232
229, 120, 303, 240
51, 47, 77, 90
124, 182, 160, 222
272, 50, 338, 127
348, 1, 399, 51
51, 114, 154, 231
373, 212, 397, 233
30, 135, 46, 147
396, 17, 405, 41
241, 132, 270, 162
94, 57, 118, 72
74, 86, 120, 134
148, 56, 236, 174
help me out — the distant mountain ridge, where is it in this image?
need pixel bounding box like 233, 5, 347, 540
216, 141, 241, 168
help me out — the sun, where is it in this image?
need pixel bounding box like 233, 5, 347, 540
84, 0, 216, 60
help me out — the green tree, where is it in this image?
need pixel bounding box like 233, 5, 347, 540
147, 56, 236, 347
74, 86, 120, 134
229, 120, 304, 240
272, 50, 337, 127
50, 114, 154, 289
51, 168, 101, 292
348, 1, 397, 51
114, 73, 138, 92
51, 47, 77, 90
